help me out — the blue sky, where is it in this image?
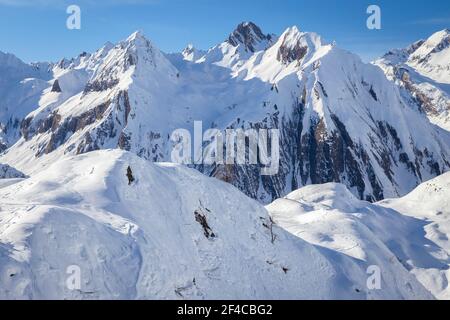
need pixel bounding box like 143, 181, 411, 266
0, 0, 449, 63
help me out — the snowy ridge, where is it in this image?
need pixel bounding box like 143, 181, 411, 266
374, 29, 450, 131
380, 172, 450, 299
407, 29, 450, 84
0, 149, 432, 299
0, 51, 52, 149
267, 173, 450, 299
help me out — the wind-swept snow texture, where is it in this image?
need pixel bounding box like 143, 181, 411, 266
267, 173, 450, 300
0, 149, 431, 300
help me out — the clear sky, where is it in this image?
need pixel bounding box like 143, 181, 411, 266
0, 0, 449, 63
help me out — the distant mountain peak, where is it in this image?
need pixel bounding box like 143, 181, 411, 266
374, 29, 450, 131
227, 21, 274, 52
181, 43, 205, 62
122, 30, 156, 52
182, 43, 196, 56
283, 25, 301, 36
126, 30, 146, 41
409, 29, 450, 60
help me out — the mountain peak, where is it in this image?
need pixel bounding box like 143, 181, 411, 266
275, 26, 324, 65
425, 28, 450, 46
283, 25, 301, 37
124, 30, 153, 49
181, 43, 205, 61
127, 30, 146, 41
435, 28, 450, 36
182, 43, 196, 56
407, 28, 450, 68
227, 21, 273, 52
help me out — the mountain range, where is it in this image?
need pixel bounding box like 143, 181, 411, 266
0, 22, 449, 203
0, 22, 449, 299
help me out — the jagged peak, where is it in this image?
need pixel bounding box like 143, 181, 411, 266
433, 28, 450, 37
83, 30, 178, 94
181, 44, 206, 62
422, 29, 450, 48
383, 29, 449, 62
182, 43, 195, 54
407, 28, 450, 63
126, 30, 146, 42
282, 25, 301, 37
122, 30, 156, 51
275, 26, 324, 65
227, 21, 274, 52
279, 26, 323, 47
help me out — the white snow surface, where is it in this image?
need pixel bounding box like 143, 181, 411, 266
380, 172, 450, 299
374, 29, 450, 131
0, 149, 433, 300
267, 173, 450, 300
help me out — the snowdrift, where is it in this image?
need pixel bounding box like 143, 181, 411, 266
267, 177, 450, 299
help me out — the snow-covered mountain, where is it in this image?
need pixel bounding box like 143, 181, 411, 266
0, 150, 433, 299
0, 23, 449, 205
267, 172, 450, 299
182, 44, 205, 62
374, 29, 450, 131
0, 51, 52, 150
0, 22, 449, 301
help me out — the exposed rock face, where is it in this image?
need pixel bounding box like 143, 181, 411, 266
277, 43, 307, 65
275, 26, 311, 65
227, 22, 274, 52
0, 163, 26, 179
51, 79, 62, 93
84, 79, 119, 93
374, 29, 450, 132
0, 51, 52, 150
202, 99, 442, 203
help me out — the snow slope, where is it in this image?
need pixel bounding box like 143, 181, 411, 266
407, 29, 450, 84
374, 29, 450, 131
0, 51, 52, 149
0, 149, 432, 299
267, 175, 450, 299
380, 172, 450, 299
